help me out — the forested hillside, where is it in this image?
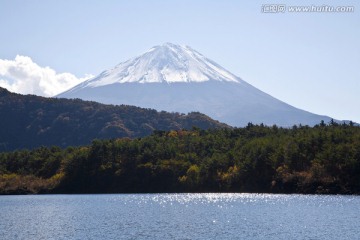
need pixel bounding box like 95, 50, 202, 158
1, 123, 359, 194
0, 87, 227, 151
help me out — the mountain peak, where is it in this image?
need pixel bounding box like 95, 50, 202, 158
82, 43, 240, 87
57, 43, 337, 127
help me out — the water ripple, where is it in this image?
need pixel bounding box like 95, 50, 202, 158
0, 194, 359, 240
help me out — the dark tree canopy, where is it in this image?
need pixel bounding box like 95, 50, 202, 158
1, 123, 359, 195
0, 87, 227, 151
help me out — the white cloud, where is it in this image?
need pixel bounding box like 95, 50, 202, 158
0, 55, 93, 97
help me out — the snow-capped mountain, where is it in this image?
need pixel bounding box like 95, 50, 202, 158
58, 43, 334, 127
66, 43, 239, 89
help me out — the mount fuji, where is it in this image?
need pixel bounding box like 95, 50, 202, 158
58, 43, 334, 127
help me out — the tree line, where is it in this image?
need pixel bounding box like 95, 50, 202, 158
0, 87, 226, 151
0, 121, 359, 194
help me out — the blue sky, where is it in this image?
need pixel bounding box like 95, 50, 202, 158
0, 0, 359, 122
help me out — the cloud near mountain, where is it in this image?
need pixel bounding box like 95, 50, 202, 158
0, 55, 93, 97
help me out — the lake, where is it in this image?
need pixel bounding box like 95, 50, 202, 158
0, 193, 359, 239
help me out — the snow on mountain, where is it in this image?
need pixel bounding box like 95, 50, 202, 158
58, 43, 334, 127
77, 43, 239, 88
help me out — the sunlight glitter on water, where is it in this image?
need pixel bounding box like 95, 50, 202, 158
1, 194, 359, 240
108, 193, 356, 208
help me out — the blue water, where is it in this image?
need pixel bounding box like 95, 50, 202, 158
0, 194, 359, 240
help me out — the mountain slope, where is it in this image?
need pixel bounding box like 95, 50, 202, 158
63, 42, 238, 89
0, 87, 227, 151
58, 43, 334, 127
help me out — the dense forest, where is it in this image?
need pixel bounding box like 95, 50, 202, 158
0, 87, 226, 151
0, 122, 359, 194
